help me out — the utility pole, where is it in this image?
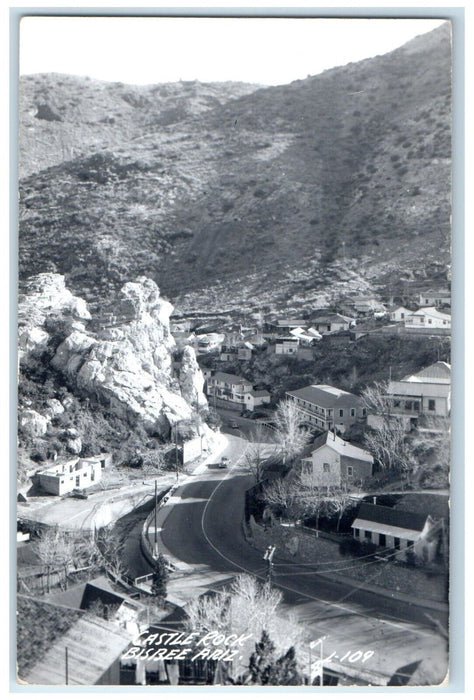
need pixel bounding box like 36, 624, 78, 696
65, 646, 69, 685
263, 545, 275, 585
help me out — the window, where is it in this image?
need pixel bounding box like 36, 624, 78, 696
91, 470, 95, 481
393, 400, 400, 408
428, 399, 436, 411
407, 540, 414, 549
401, 313, 405, 319
405, 401, 412, 410
347, 466, 353, 477
354, 528, 360, 538
323, 463, 330, 473
428, 318, 432, 324
75, 475, 80, 487
350, 408, 355, 417
414, 402, 420, 411
364, 531, 372, 541
339, 409, 344, 418
60, 479, 64, 484
394, 537, 400, 550
362, 408, 367, 416
379, 533, 386, 547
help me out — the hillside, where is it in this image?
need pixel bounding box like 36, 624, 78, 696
18, 24, 452, 315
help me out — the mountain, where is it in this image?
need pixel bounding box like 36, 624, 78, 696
18, 24, 451, 316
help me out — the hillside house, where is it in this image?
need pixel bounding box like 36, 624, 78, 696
351, 503, 441, 563
264, 319, 307, 337
289, 327, 322, 345
388, 306, 413, 323
351, 297, 386, 315
206, 372, 270, 410
286, 384, 366, 433
367, 361, 451, 431
404, 307, 451, 330
275, 336, 299, 354
300, 431, 373, 487
37, 454, 108, 496
311, 312, 354, 335
418, 289, 451, 308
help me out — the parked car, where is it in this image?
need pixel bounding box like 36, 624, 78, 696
70, 488, 88, 499
230, 422, 239, 429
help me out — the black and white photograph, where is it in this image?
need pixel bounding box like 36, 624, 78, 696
14, 11, 455, 688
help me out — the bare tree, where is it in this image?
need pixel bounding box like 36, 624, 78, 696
273, 400, 311, 465
364, 416, 417, 477
94, 526, 127, 580
243, 424, 275, 483
360, 380, 392, 419
34, 527, 76, 592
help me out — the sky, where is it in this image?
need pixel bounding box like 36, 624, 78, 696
19, 16, 447, 86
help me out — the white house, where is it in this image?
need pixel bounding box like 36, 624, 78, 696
300, 432, 373, 487
351, 502, 440, 563
275, 336, 299, 354
37, 456, 105, 496
388, 306, 412, 323
418, 289, 450, 308
206, 371, 270, 411
311, 313, 354, 335
404, 307, 451, 330
388, 361, 451, 418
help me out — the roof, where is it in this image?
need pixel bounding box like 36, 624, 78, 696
286, 384, 363, 408
401, 361, 451, 384
419, 289, 450, 297
251, 389, 271, 397
352, 503, 428, 532
407, 307, 451, 320
313, 312, 353, 324
17, 595, 131, 685
310, 431, 373, 462
274, 319, 307, 327
212, 371, 252, 385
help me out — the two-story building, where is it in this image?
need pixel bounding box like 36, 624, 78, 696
206, 372, 271, 411
388, 361, 451, 418
300, 432, 373, 487
286, 384, 365, 433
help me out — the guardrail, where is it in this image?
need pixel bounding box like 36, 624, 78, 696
140, 485, 177, 567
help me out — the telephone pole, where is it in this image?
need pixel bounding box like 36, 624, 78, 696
263, 545, 276, 585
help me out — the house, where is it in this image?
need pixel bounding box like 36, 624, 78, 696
193, 333, 225, 354
404, 307, 451, 330
351, 297, 386, 314
206, 371, 269, 411
388, 361, 451, 419
286, 384, 366, 433
311, 313, 354, 335
17, 595, 133, 685
351, 502, 441, 563
418, 289, 451, 308
300, 431, 373, 487
388, 306, 413, 323
275, 336, 299, 354
289, 327, 322, 345
264, 319, 307, 337
37, 455, 106, 496
219, 345, 238, 362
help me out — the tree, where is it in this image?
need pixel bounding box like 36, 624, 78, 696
266, 646, 302, 685
273, 400, 311, 465
248, 630, 276, 684
243, 424, 275, 483
363, 416, 416, 478
34, 527, 76, 592
94, 526, 126, 580
151, 553, 169, 600
360, 380, 392, 418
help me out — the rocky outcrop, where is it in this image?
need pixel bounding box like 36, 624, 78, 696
18, 273, 91, 361
19, 273, 212, 441
19, 409, 49, 437
179, 346, 208, 410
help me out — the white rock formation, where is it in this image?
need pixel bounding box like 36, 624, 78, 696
179, 346, 208, 410
19, 274, 212, 440
19, 409, 49, 437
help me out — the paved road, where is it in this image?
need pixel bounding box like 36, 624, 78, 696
159, 437, 447, 629
156, 436, 448, 684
